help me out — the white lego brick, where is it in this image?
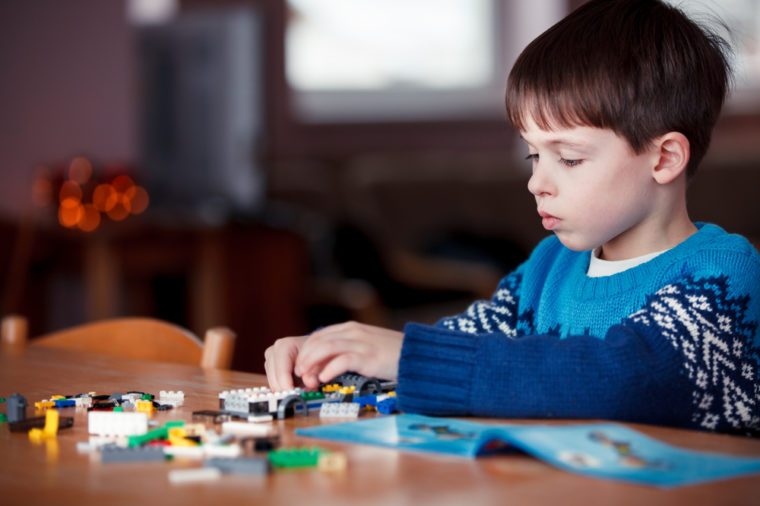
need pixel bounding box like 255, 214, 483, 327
75, 397, 93, 408
164, 446, 205, 459
203, 444, 242, 459
247, 414, 273, 423
220, 421, 273, 437
88, 436, 129, 449
159, 390, 185, 407
319, 402, 361, 419
88, 411, 148, 436
168, 467, 222, 485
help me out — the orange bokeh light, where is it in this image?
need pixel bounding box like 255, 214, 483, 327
32, 177, 53, 207
68, 157, 93, 184
59, 181, 82, 203
77, 204, 101, 232
107, 201, 130, 221
58, 200, 83, 228
93, 184, 118, 212
111, 175, 135, 193
125, 186, 149, 215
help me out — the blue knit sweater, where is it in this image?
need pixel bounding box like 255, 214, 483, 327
396, 223, 760, 436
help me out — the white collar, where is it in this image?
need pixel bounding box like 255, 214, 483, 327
587, 247, 669, 278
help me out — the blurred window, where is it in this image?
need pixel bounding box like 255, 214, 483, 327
668, 0, 760, 111
285, 0, 565, 122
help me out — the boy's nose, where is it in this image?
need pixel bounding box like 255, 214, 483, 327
527, 166, 554, 197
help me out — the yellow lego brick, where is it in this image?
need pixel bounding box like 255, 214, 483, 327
35, 400, 55, 410
318, 452, 347, 473
136, 400, 154, 414
50, 395, 65, 400
28, 428, 45, 443
338, 386, 356, 395
43, 409, 59, 436
168, 427, 197, 447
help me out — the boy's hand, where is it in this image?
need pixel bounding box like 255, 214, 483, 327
264, 335, 308, 391
293, 322, 403, 390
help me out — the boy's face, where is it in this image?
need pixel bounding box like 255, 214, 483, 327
520, 115, 659, 254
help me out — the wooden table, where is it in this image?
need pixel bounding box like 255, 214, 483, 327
2, 347, 759, 506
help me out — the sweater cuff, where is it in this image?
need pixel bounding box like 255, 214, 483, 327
396, 322, 477, 415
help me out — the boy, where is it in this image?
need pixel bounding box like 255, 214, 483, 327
265, 0, 760, 436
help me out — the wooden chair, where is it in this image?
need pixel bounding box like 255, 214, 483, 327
0, 315, 236, 369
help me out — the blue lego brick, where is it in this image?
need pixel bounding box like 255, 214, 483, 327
352, 395, 378, 408
377, 397, 398, 415
54, 399, 76, 408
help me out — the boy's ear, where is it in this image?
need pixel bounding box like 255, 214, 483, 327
651, 132, 690, 184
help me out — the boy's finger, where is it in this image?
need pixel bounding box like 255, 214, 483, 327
273, 355, 295, 391
295, 337, 361, 378
296, 325, 366, 374
317, 354, 356, 384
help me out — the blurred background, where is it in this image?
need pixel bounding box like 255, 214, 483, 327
1, 0, 758, 372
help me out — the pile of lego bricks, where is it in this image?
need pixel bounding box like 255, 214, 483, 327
0, 373, 398, 483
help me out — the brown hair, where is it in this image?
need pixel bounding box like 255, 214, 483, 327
506, 0, 732, 177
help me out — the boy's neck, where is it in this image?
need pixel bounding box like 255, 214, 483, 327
599, 207, 697, 262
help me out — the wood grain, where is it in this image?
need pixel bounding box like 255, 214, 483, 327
1, 347, 759, 506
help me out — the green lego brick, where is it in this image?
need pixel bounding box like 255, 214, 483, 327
127, 420, 185, 447
0, 413, 7, 423
141, 394, 154, 401
267, 447, 328, 468
0, 397, 6, 403
300, 391, 325, 401
113, 406, 124, 412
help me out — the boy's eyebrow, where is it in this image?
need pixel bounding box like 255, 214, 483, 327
519, 134, 590, 149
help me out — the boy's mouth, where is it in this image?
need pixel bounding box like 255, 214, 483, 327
538, 210, 560, 230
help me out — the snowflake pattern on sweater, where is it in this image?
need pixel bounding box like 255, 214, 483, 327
439, 271, 530, 337
625, 275, 760, 435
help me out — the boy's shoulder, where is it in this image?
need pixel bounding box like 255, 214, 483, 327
673, 223, 759, 272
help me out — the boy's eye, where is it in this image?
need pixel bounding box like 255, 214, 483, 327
559, 157, 583, 167
525, 153, 539, 162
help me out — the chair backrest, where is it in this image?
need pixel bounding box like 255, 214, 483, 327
0, 315, 236, 369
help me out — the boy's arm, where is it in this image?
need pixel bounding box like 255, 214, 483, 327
397, 272, 760, 436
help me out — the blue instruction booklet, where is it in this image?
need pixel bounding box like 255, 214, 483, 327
296, 414, 760, 488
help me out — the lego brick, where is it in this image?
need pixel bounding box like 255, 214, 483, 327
164, 446, 205, 459
277, 394, 307, 420
318, 452, 348, 473
168, 467, 222, 484
203, 444, 242, 459
127, 421, 185, 447
240, 435, 281, 452
377, 397, 398, 415
319, 402, 360, 419
54, 399, 76, 408
159, 390, 184, 407
220, 421, 273, 437
206, 457, 270, 475
89, 411, 148, 436
268, 447, 327, 468
101, 446, 166, 463
300, 391, 325, 401
7, 393, 27, 423
9, 416, 74, 433
247, 414, 273, 423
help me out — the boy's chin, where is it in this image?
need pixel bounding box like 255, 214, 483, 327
554, 232, 598, 252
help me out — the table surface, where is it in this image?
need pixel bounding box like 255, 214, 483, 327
2, 347, 760, 506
